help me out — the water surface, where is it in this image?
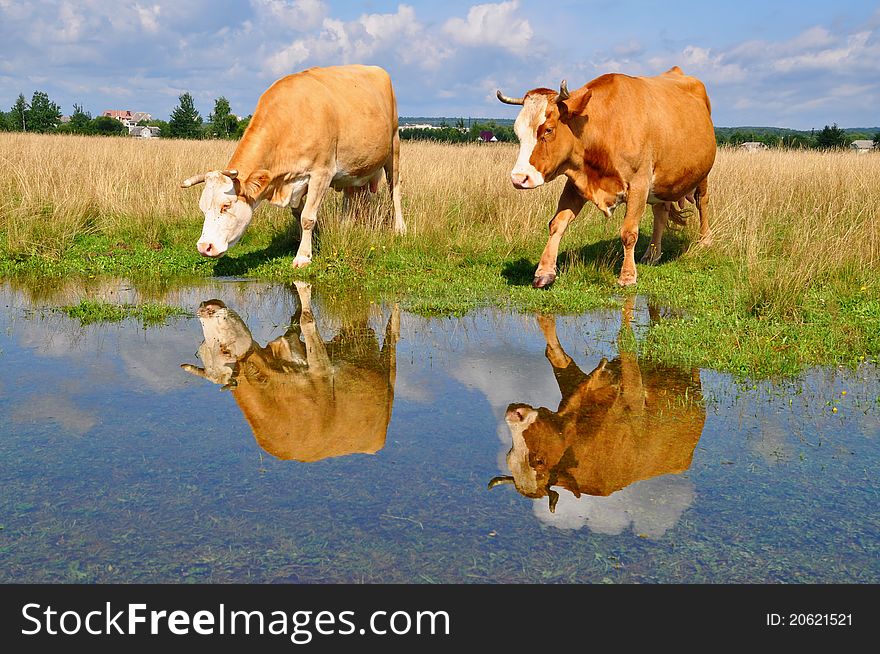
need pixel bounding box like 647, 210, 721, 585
1, 279, 877, 583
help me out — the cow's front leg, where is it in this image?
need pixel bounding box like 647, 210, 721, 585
640, 203, 668, 265
619, 183, 648, 286
534, 180, 585, 289
292, 281, 332, 374
293, 173, 331, 268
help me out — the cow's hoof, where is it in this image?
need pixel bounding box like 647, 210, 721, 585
698, 232, 714, 247
532, 273, 556, 289
617, 273, 637, 287
640, 245, 661, 265
292, 255, 312, 269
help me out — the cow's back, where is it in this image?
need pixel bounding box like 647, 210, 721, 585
236, 65, 396, 179
232, 354, 393, 462
563, 359, 705, 496
583, 70, 716, 191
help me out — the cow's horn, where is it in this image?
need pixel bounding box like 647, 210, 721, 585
180, 363, 207, 378
555, 80, 570, 103
180, 173, 207, 188
548, 489, 560, 513
488, 476, 515, 489
222, 169, 239, 179
496, 90, 525, 105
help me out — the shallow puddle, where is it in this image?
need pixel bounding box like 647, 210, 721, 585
0, 279, 877, 582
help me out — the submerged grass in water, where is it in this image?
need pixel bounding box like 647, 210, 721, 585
59, 299, 188, 326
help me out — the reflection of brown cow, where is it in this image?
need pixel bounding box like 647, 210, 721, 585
489, 298, 705, 512
182, 282, 399, 462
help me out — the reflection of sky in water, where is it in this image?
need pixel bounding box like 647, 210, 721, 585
0, 282, 877, 583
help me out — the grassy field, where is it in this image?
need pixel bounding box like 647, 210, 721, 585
1, 132, 877, 377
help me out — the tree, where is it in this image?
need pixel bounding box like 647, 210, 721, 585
92, 115, 127, 136
208, 96, 237, 139
27, 90, 62, 132
69, 103, 93, 134
874, 132, 880, 148
234, 115, 251, 139
815, 123, 849, 150
10, 93, 28, 131
168, 92, 203, 139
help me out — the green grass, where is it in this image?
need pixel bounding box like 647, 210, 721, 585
58, 298, 190, 326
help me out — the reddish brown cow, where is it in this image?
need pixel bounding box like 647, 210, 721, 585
489, 298, 705, 513
498, 67, 716, 287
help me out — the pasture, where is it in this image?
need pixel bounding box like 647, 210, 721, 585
0, 132, 877, 376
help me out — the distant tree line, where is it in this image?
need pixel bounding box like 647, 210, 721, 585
0, 90, 250, 140
716, 123, 879, 150
400, 118, 517, 143
2, 89, 877, 150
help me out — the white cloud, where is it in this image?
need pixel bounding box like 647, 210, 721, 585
251, 0, 326, 31
265, 5, 452, 77
443, 1, 532, 52
533, 475, 696, 539
135, 3, 162, 34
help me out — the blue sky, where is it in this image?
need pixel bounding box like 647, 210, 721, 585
1, 0, 878, 129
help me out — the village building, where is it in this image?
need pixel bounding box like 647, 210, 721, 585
850, 139, 875, 154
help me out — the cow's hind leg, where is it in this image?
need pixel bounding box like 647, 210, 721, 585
534, 180, 585, 288
384, 129, 406, 234
293, 172, 332, 268
641, 204, 668, 265
696, 177, 712, 246
290, 197, 304, 245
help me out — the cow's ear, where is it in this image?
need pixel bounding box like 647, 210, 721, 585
559, 88, 592, 120
243, 169, 271, 199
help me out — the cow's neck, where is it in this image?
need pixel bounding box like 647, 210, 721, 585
562, 124, 626, 217
226, 128, 272, 192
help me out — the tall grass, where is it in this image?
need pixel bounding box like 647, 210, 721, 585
0, 133, 877, 319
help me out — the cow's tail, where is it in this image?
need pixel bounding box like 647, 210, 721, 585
666, 204, 693, 228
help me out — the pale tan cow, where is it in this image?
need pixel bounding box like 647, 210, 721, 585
181, 283, 399, 462
498, 67, 716, 287
181, 65, 405, 268
489, 298, 705, 512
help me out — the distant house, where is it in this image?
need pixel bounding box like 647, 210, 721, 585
739, 141, 768, 152
129, 125, 160, 139
478, 130, 497, 143
102, 109, 153, 128
58, 115, 71, 124
850, 139, 875, 154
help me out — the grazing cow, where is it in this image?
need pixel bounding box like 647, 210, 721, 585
497, 66, 716, 287
181, 64, 405, 267
181, 282, 399, 462
488, 298, 705, 513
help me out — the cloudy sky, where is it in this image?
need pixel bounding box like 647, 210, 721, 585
1, 0, 878, 129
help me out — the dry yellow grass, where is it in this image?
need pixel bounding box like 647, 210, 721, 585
1, 133, 878, 307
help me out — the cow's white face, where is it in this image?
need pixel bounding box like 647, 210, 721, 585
195, 172, 255, 258
182, 300, 255, 387
504, 404, 542, 495
511, 94, 550, 189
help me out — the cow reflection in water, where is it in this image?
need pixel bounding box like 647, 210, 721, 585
182, 282, 399, 461
489, 299, 705, 521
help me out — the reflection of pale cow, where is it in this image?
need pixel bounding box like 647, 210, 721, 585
182, 283, 399, 462
489, 299, 705, 512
